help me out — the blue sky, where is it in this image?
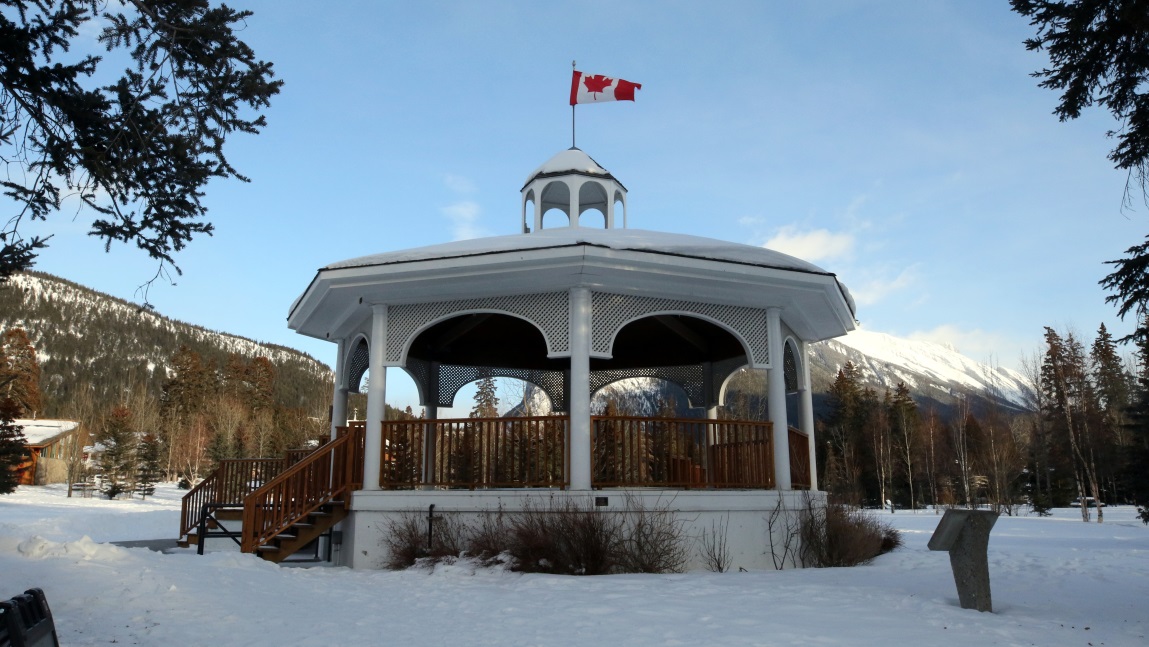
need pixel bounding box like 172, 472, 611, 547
18, 1, 1143, 407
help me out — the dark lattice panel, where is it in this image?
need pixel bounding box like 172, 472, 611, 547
435, 364, 568, 411
589, 364, 706, 409
387, 292, 569, 363
346, 338, 370, 394
784, 342, 799, 393
590, 292, 770, 366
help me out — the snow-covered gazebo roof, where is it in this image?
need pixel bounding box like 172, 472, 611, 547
289, 226, 856, 344
522, 147, 622, 188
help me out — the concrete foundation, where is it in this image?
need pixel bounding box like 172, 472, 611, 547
338, 489, 824, 572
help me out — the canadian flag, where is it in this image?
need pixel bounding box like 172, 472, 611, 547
570, 70, 642, 105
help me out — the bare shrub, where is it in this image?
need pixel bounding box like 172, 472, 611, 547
383, 496, 691, 575
699, 515, 731, 573
381, 509, 470, 569
765, 496, 802, 569
380, 512, 425, 569
431, 512, 469, 558
798, 500, 902, 568
507, 497, 621, 575
616, 494, 689, 574
467, 507, 510, 564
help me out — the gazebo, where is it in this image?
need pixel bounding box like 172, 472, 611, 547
190, 148, 855, 568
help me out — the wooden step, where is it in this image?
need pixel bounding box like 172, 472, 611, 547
257, 505, 348, 564
213, 508, 245, 522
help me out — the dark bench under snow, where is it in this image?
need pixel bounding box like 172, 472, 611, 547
0, 588, 60, 647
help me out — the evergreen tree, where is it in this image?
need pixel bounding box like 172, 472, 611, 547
161, 346, 216, 479
1011, 0, 1149, 200
96, 405, 137, 499
1123, 319, 1149, 522
1042, 328, 1105, 521
1, 327, 42, 416
890, 382, 919, 510
134, 433, 162, 499
0, 397, 28, 494
470, 376, 499, 418
0, 0, 283, 280
1090, 323, 1131, 498
822, 363, 864, 505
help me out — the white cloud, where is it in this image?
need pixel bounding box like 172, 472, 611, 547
441, 201, 486, 240
848, 265, 918, 306
763, 225, 855, 262
444, 174, 476, 194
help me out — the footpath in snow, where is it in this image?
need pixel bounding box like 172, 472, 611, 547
1, 484, 1146, 646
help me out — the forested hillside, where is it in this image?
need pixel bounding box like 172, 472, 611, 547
0, 272, 332, 417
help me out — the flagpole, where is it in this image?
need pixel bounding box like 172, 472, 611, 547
571, 60, 576, 148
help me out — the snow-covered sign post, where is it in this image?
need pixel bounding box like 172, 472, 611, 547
928, 509, 999, 612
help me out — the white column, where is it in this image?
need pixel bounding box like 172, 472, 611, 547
568, 287, 593, 490
800, 341, 819, 491
706, 404, 718, 485
568, 179, 580, 228
767, 308, 791, 490
330, 338, 349, 441
363, 304, 388, 491
534, 194, 543, 232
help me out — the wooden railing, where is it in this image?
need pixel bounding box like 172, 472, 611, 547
592, 417, 775, 488
381, 417, 568, 489
180, 458, 288, 539
789, 427, 811, 489
240, 426, 365, 553
369, 416, 811, 491
707, 420, 775, 488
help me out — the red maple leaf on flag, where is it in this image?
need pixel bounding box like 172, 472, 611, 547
582, 74, 613, 97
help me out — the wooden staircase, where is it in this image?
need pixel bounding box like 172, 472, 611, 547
179, 424, 365, 562
251, 501, 348, 563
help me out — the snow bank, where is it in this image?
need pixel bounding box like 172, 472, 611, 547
0, 484, 1145, 646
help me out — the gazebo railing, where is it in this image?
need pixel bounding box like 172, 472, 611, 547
374, 415, 804, 490
380, 416, 568, 489
592, 417, 775, 488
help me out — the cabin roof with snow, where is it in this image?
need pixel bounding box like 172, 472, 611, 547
15, 419, 79, 447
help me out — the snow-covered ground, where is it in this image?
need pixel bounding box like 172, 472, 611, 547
1, 484, 1145, 646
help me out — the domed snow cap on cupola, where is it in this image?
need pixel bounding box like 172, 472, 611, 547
522, 147, 628, 231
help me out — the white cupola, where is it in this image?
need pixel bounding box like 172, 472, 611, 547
521, 147, 628, 232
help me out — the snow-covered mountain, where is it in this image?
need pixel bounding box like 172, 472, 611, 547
3, 271, 1031, 417
0, 272, 332, 413
813, 329, 1030, 411
1, 272, 322, 370
513, 329, 1032, 416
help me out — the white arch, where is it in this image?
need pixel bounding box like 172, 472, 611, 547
521, 188, 536, 233
716, 364, 752, 408
344, 334, 371, 393
783, 335, 805, 392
